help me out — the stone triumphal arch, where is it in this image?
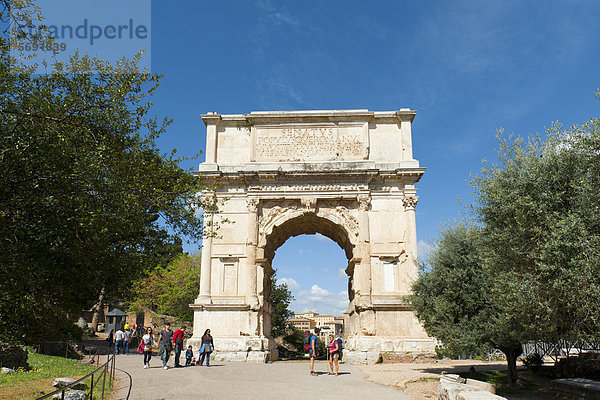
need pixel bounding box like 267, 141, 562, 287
188, 109, 435, 363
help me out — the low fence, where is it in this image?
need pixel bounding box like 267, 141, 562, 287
35, 341, 101, 362
35, 351, 117, 400
523, 339, 600, 362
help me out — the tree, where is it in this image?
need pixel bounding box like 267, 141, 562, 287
410, 222, 525, 384
0, 1, 216, 343
130, 253, 201, 321
413, 95, 600, 385
270, 273, 295, 338
471, 116, 600, 345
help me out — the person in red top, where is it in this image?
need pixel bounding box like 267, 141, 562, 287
172, 325, 186, 368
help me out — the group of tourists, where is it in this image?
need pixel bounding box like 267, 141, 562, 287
105, 323, 134, 355
108, 321, 342, 373
138, 322, 214, 370
308, 327, 343, 376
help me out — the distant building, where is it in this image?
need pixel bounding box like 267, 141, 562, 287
287, 311, 344, 340
294, 311, 318, 319
287, 317, 315, 331
312, 314, 334, 327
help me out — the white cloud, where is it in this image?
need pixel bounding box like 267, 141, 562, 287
314, 233, 330, 241
337, 268, 347, 280
277, 277, 300, 292
293, 284, 348, 316
418, 240, 434, 261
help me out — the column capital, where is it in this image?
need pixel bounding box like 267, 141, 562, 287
402, 195, 419, 211
247, 198, 260, 213
357, 194, 371, 211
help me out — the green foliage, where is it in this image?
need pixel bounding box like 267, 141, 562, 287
411, 223, 495, 357
413, 93, 600, 385
0, 2, 215, 344
270, 272, 295, 338
130, 253, 201, 321
523, 353, 543, 372
283, 327, 305, 352
472, 118, 600, 342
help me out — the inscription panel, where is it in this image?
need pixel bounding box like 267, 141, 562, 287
254, 123, 367, 162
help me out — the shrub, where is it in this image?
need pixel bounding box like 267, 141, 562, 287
523, 352, 543, 372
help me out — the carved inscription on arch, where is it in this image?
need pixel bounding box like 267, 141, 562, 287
254, 124, 367, 162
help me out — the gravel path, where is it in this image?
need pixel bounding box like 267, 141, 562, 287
112, 354, 410, 400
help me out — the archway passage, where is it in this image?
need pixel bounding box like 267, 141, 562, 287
190, 109, 436, 363
265, 214, 354, 340
270, 233, 349, 341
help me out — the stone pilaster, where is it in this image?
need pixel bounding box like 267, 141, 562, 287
197, 212, 213, 304
246, 198, 260, 311
402, 186, 419, 282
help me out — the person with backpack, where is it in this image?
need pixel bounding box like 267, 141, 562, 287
335, 335, 343, 362
158, 322, 174, 370
327, 334, 340, 376
309, 327, 320, 376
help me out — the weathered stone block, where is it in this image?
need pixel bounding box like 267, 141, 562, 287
343, 351, 367, 364
365, 351, 382, 364
0, 342, 28, 370
246, 339, 263, 351
459, 392, 505, 400
465, 378, 496, 394
552, 378, 600, 400
439, 378, 506, 400
380, 340, 395, 352
52, 390, 86, 400
438, 381, 478, 400
246, 351, 268, 363
53, 377, 87, 390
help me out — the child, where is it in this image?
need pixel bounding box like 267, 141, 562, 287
185, 345, 194, 366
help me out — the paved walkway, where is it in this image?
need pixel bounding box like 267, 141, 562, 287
112, 354, 409, 400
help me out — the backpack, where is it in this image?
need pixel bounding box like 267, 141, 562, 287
335, 338, 343, 361
303, 331, 311, 351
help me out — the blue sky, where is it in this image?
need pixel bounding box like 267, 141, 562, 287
32, 0, 600, 316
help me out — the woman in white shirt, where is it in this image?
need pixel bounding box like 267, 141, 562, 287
142, 327, 156, 369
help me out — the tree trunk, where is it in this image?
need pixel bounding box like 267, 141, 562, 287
499, 344, 523, 386
90, 286, 105, 332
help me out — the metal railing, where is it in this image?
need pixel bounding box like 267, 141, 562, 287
36, 351, 117, 400
522, 339, 600, 362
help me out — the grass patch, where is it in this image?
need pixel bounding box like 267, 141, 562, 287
0, 348, 112, 400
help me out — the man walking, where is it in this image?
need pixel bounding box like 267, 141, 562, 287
123, 327, 132, 355
309, 327, 320, 375
159, 322, 174, 369
114, 326, 124, 355
173, 325, 186, 367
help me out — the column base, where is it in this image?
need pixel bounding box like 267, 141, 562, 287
343, 336, 436, 364
185, 336, 278, 363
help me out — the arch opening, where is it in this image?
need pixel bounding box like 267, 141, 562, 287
261, 212, 356, 339
262, 212, 355, 265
